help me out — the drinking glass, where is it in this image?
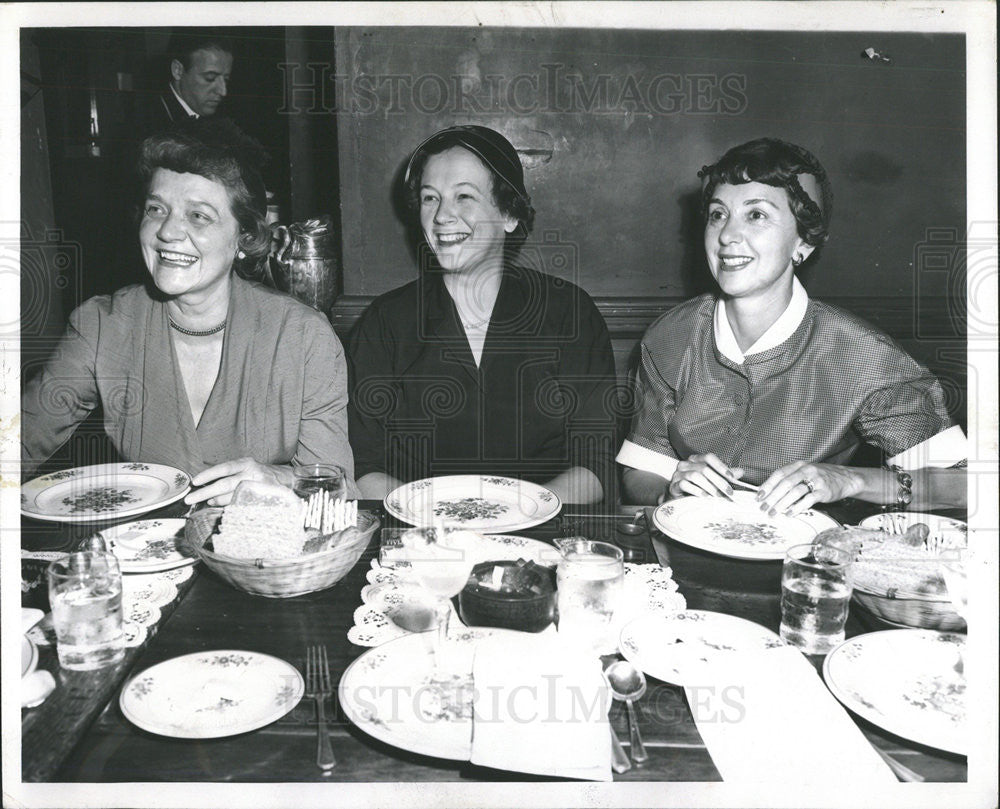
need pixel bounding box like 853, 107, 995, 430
293, 464, 346, 501
390, 526, 479, 676
555, 538, 624, 656
779, 543, 853, 655
48, 550, 125, 670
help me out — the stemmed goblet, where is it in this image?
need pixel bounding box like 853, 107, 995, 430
392, 525, 478, 679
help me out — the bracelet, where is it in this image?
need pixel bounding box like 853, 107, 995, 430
888, 465, 913, 510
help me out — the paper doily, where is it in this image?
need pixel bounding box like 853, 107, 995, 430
348, 561, 460, 647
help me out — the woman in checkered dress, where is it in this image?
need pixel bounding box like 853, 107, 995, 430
617, 138, 966, 513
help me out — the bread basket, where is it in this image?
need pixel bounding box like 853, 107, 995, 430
182, 507, 379, 598
851, 586, 965, 632
818, 519, 967, 632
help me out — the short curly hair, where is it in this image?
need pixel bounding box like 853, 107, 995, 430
137, 118, 271, 262
404, 138, 535, 256
698, 138, 833, 247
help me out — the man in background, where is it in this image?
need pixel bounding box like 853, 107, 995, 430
151, 30, 234, 126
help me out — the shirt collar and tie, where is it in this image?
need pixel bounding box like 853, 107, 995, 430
169, 84, 200, 118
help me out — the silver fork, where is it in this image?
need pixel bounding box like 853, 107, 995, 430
305, 645, 337, 772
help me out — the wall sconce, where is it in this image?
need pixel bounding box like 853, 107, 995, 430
861, 47, 892, 65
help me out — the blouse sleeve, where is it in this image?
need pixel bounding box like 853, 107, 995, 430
346, 306, 394, 480
21, 303, 102, 479
558, 292, 620, 502
290, 316, 359, 495
615, 338, 683, 481
852, 334, 963, 466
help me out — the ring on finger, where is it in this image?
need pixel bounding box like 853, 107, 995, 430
802, 478, 816, 494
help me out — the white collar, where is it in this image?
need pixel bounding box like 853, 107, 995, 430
714, 277, 809, 364
169, 84, 199, 119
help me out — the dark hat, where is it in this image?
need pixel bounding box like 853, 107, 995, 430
404, 125, 527, 197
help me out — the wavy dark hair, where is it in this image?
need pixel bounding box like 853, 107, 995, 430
137, 118, 271, 263
168, 28, 235, 70
698, 138, 833, 248
404, 136, 536, 256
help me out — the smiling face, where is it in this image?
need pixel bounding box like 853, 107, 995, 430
172, 47, 232, 117
419, 146, 517, 274
140, 169, 240, 304
704, 181, 814, 301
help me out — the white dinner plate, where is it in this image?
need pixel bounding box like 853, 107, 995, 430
120, 650, 304, 739
384, 475, 561, 533
823, 630, 966, 755
380, 533, 560, 571
339, 626, 510, 760
22, 636, 39, 679
619, 610, 786, 686
472, 533, 561, 566
859, 512, 968, 546
21, 463, 191, 523
101, 518, 197, 573
652, 492, 840, 560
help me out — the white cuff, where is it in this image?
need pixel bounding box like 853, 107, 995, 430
887, 425, 968, 469
616, 439, 680, 481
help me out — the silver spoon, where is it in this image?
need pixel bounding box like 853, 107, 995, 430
609, 725, 631, 774
605, 660, 649, 764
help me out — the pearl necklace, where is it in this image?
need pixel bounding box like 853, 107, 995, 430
168, 318, 227, 337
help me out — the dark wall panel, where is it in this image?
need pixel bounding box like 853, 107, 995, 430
334, 28, 965, 302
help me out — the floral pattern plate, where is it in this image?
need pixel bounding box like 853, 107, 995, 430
120, 650, 304, 739
652, 492, 839, 560
378, 533, 560, 572
339, 626, 511, 759
822, 630, 966, 755
101, 519, 197, 573
21, 463, 191, 523
619, 610, 786, 686
384, 475, 561, 533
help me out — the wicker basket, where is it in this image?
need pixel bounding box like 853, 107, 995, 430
182, 507, 379, 598
852, 585, 966, 632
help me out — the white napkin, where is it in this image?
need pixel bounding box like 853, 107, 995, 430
685, 646, 896, 784
470, 633, 612, 781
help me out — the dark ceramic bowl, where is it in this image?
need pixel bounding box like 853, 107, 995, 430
458, 560, 556, 633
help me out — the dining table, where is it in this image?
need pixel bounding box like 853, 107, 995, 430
18, 494, 969, 786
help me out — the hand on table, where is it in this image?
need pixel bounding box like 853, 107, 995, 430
668, 453, 748, 501
756, 461, 862, 517
185, 457, 292, 507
